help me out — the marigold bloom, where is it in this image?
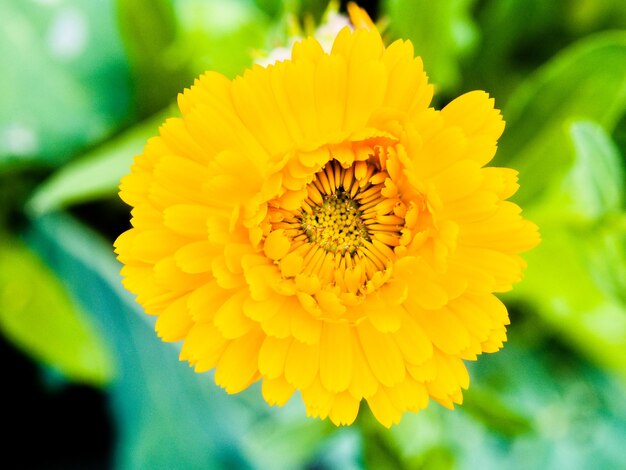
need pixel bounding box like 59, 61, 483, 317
114, 10, 539, 427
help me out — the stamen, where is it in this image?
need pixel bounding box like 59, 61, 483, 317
317, 168, 332, 195
267, 158, 411, 297
334, 164, 342, 189
325, 164, 336, 191
299, 188, 371, 255
342, 166, 355, 192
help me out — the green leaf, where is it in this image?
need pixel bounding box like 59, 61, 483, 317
384, 409, 456, 470
527, 121, 626, 224
25, 213, 250, 469
496, 32, 626, 204
310, 429, 363, 470
253, 0, 330, 20
243, 417, 349, 470
382, 0, 478, 93
116, 0, 189, 116
27, 108, 171, 215
0, 235, 113, 385
566, 121, 625, 219
299, 0, 332, 20
510, 229, 626, 378
565, 0, 626, 34
584, 224, 626, 305
0, 1, 132, 168
381, 331, 626, 470
506, 121, 626, 378
465, 336, 626, 470
253, 0, 287, 18
461, 387, 533, 438
464, 0, 563, 101
173, 0, 273, 79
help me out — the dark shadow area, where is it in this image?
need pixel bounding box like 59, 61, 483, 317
1, 335, 114, 470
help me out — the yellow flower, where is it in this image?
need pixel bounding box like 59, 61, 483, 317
114, 7, 539, 427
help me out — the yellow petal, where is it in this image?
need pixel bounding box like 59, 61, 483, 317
425, 351, 463, 406
403, 273, 448, 311
392, 309, 433, 365
264, 229, 291, 260
382, 41, 431, 114
366, 387, 402, 428
284, 340, 319, 389
231, 67, 293, 156
280, 251, 304, 278
315, 290, 346, 318
243, 295, 286, 322
415, 306, 471, 356
406, 356, 437, 383
213, 291, 253, 339
153, 256, 207, 292
177, 71, 231, 116
175, 241, 217, 274
357, 319, 405, 387
290, 307, 322, 344
128, 229, 186, 264
291, 36, 325, 63
187, 281, 231, 323
349, 338, 379, 399
454, 247, 525, 292
260, 299, 292, 338
347, 3, 376, 30
163, 204, 210, 238
345, 56, 386, 132
155, 294, 192, 342
212, 255, 245, 290
440, 90, 505, 148
328, 391, 360, 426
430, 159, 483, 202
180, 323, 227, 373
459, 202, 540, 253
284, 59, 320, 148
315, 54, 347, 140
159, 117, 211, 165
119, 263, 161, 305
440, 190, 499, 223
153, 154, 209, 204
262, 376, 295, 406
130, 204, 161, 230
468, 292, 510, 327
215, 329, 263, 393
319, 322, 353, 393
363, 292, 402, 333
387, 378, 429, 412
258, 336, 292, 379
301, 376, 333, 420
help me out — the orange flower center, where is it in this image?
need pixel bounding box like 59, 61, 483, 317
267, 158, 411, 299
299, 188, 370, 255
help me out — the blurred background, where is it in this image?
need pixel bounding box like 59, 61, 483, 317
1, 0, 625, 468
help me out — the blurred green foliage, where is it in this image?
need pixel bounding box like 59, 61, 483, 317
0, 0, 131, 168
0, 235, 113, 385
383, 0, 478, 92
1, 0, 625, 468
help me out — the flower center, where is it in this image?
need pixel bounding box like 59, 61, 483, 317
299, 190, 370, 255
265, 155, 411, 303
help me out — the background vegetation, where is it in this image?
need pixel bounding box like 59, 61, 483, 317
1, 0, 625, 468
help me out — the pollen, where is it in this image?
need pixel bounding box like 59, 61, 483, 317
300, 190, 370, 254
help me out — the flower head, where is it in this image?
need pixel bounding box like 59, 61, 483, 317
115, 6, 539, 427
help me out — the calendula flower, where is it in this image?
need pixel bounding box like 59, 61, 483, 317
114, 5, 539, 427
